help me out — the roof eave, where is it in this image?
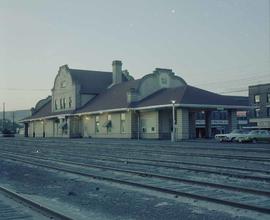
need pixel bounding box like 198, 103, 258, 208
133, 103, 251, 111
19, 113, 72, 122
178, 103, 251, 109
75, 108, 129, 116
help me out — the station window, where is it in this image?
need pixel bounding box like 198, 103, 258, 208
267, 108, 270, 117
107, 114, 112, 133
95, 116, 100, 133
197, 111, 205, 120
60, 81, 66, 88
63, 98, 66, 109
254, 95, 260, 103
267, 93, 270, 103
255, 108, 260, 118
69, 97, 72, 108
120, 113, 126, 133
60, 98, 63, 109
55, 99, 58, 110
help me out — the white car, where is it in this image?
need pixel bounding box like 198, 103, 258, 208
215, 129, 249, 142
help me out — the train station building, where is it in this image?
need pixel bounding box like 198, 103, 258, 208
21, 60, 249, 140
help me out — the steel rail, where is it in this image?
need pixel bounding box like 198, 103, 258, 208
3, 137, 270, 152
0, 186, 75, 220
1, 147, 270, 178
2, 140, 270, 161
4, 152, 270, 196
1, 154, 270, 215
42, 150, 270, 177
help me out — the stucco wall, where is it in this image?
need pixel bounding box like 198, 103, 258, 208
176, 108, 189, 140
33, 120, 44, 137
28, 119, 68, 138
82, 112, 132, 138
140, 111, 159, 139
52, 66, 76, 112
137, 69, 186, 102
44, 120, 54, 137
159, 109, 172, 139
28, 122, 34, 137
70, 117, 82, 138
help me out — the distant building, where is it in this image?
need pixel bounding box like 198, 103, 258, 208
195, 110, 248, 137
21, 60, 249, 140
248, 83, 270, 130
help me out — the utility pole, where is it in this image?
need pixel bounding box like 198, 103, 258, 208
12, 111, 15, 133
2, 102, 5, 131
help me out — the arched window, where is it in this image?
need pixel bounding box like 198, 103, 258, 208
55, 99, 58, 110
69, 97, 72, 108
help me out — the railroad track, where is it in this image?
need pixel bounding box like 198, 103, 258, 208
2, 149, 270, 183
47, 150, 270, 177
4, 137, 270, 152
1, 153, 270, 215
2, 138, 270, 158
31, 149, 270, 176
2, 140, 270, 163
1, 142, 270, 173
1, 146, 270, 179
2, 151, 270, 194
0, 186, 74, 220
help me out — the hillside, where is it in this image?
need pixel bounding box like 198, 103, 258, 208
0, 110, 31, 123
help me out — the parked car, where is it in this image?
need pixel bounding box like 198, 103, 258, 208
236, 130, 270, 143
215, 129, 249, 142
1, 129, 15, 137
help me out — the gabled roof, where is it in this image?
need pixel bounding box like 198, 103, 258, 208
135, 85, 248, 108
22, 101, 74, 121
22, 78, 249, 122
76, 81, 248, 114
69, 69, 112, 94
23, 81, 249, 122
181, 86, 248, 106
76, 79, 141, 113
69, 68, 131, 94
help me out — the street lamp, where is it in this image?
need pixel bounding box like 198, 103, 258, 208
171, 100, 176, 142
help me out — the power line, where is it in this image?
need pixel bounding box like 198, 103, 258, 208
0, 88, 50, 91
219, 89, 248, 94
193, 72, 270, 87
197, 60, 270, 76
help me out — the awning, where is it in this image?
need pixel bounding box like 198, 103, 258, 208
58, 122, 68, 129
102, 120, 112, 127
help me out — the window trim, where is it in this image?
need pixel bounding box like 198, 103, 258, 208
63, 98, 66, 109
267, 107, 270, 117
254, 94, 260, 103
54, 99, 58, 110
69, 97, 72, 108
120, 113, 126, 133
255, 108, 260, 118
95, 116, 100, 133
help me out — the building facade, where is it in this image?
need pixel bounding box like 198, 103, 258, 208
22, 60, 249, 140
195, 110, 248, 137
248, 83, 270, 130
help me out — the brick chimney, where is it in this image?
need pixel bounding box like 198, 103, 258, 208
112, 60, 122, 85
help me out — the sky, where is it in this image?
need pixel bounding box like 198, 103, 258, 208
0, 0, 269, 111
